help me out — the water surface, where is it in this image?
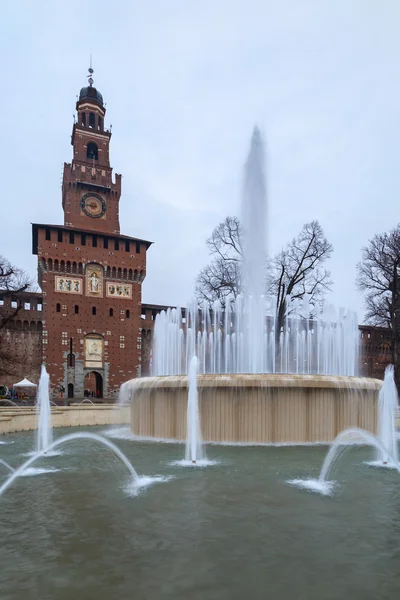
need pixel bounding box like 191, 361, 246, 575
0, 427, 399, 599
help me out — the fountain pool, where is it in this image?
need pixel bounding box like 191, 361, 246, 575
1, 426, 400, 599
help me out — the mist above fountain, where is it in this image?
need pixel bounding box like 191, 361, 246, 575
152, 129, 359, 377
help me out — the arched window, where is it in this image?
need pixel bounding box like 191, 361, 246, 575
117, 268, 122, 279
81, 112, 86, 126
23, 320, 29, 331
37, 321, 43, 332
30, 321, 36, 331
74, 305, 79, 314
72, 262, 77, 274
126, 310, 130, 319
109, 308, 114, 317
106, 266, 111, 278
92, 306, 97, 315
112, 267, 116, 278
56, 303, 61, 313
123, 268, 127, 279
78, 262, 83, 274
60, 260, 65, 272
54, 259, 59, 271
98, 116, 103, 130
48, 259, 53, 271
66, 261, 71, 272
87, 142, 98, 160
134, 269, 138, 281
128, 269, 133, 280
89, 112, 95, 128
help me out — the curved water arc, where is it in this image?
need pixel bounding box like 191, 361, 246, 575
1, 400, 25, 409
319, 427, 400, 482
0, 432, 139, 498
0, 459, 14, 473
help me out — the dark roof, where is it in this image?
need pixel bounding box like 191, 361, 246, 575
79, 86, 104, 107
31, 223, 153, 255
142, 303, 176, 312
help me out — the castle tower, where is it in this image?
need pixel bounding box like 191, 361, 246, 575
32, 67, 152, 400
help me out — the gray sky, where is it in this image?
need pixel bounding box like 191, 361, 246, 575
1, 1, 399, 321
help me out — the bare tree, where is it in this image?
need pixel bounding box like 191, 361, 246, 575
269, 221, 333, 338
196, 218, 333, 332
0, 256, 34, 378
195, 217, 243, 306
357, 224, 400, 382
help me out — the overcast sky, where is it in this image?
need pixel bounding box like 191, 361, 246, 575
1, 1, 399, 321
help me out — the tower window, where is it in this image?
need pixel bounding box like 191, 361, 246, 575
81, 233, 86, 246
69, 231, 75, 244
89, 112, 95, 128
125, 241, 130, 252
114, 239, 119, 251
45, 228, 51, 241
57, 230, 63, 242
74, 305, 79, 314
109, 308, 114, 317
98, 116, 103, 130
81, 112, 86, 126
103, 237, 108, 249
126, 310, 130, 319
92, 235, 97, 248
87, 142, 98, 160
92, 306, 97, 315
136, 242, 140, 254
56, 303, 61, 313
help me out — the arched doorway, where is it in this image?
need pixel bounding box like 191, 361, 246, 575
68, 383, 74, 398
84, 371, 103, 399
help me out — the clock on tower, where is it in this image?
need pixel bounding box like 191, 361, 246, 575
80, 193, 106, 219
62, 67, 121, 235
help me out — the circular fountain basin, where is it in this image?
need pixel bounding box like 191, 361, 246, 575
130, 374, 382, 444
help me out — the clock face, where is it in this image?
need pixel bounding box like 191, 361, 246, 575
81, 193, 106, 218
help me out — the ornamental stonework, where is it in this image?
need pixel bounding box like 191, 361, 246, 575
86, 264, 103, 297
55, 276, 83, 294
106, 282, 132, 299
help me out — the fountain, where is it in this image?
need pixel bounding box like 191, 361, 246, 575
36, 364, 53, 453
183, 356, 207, 465
288, 427, 400, 495
375, 364, 398, 465
0, 431, 171, 498
123, 128, 381, 445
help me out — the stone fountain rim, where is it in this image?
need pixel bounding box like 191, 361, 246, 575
128, 373, 382, 390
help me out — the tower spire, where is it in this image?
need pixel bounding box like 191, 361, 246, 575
87, 55, 94, 87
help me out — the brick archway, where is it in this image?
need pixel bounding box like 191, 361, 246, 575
84, 371, 103, 399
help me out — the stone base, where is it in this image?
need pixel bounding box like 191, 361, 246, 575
0, 405, 129, 435
129, 374, 381, 444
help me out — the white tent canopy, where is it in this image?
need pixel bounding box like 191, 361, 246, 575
13, 378, 37, 387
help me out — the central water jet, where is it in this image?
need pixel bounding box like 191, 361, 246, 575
36, 364, 53, 453
185, 356, 205, 464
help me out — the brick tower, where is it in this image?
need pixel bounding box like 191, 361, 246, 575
32, 67, 152, 400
